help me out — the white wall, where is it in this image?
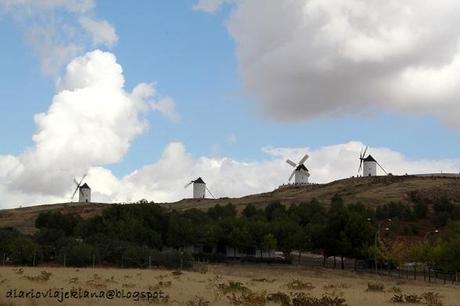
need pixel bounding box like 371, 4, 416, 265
363, 161, 377, 176
79, 188, 91, 202
193, 183, 206, 198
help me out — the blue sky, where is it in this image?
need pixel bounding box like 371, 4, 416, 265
1, 0, 460, 206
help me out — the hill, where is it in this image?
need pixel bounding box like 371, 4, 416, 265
1, 174, 460, 234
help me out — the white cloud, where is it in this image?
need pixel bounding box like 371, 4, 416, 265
0, 0, 117, 76
0, 50, 158, 200
82, 141, 460, 204
2, 134, 460, 208
150, 97, 181, 123
205, 0, 460, 126
193, 0, 232, 13
79, 17, 118, 47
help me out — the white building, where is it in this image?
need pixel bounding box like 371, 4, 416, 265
79, 183, 91, 203
193, 178, 206, 199
363, 155, 377, 176
294, 164, 310, 184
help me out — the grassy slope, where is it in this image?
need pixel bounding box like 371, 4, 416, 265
1, 175, 460, 234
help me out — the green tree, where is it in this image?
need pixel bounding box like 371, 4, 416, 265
261, 234, 277, 257
8, 236, 39, 265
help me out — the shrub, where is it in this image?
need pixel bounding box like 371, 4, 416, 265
366, 282, 384, 292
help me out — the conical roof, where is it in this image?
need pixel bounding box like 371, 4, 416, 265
80, 183, 91, 189
193, 177, 205, 184
296, 164, 309, 171
363, 155, 376, 162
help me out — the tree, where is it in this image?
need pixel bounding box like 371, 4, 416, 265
261, 234, 277, 257
8, 236, 39, 265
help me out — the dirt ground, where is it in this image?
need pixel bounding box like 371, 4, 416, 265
0, 264, 459, 305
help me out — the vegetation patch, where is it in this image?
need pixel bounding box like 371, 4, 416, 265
421, 292, 444, 306
23, 270, 52, 282
187, 296, 211, 306
286, 280, 315, 290
226, 291, 266, 306
267, 292, 291, 306
217, 281, 250, 294
290, 292, 347, 306
366, 282, 384, 292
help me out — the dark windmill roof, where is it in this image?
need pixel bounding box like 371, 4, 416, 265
193, 177, 205, 184
364, 155, 377, 162
80, 183, 91, 189
296, 164, 309, 171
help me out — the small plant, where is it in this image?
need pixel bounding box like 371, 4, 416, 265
172, 270, 183, 276
390, 293, 422, 304
13, 268, 23, 275
421, 292, 443, 306
389, 286, 402, 294
226, 291, 266, 306
105, 276, 117, 284
366, 282, 384, 292
187, 296, 211, 306
286, 280, 315, 290
267, 292, 291, 306
217, 281, 250, 294
67, 277, 79, 284
149, 280, 172, 291
122, 283, 136, 288
290, 292, 347, 306
23, 271, 52, 282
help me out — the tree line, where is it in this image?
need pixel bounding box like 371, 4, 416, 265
1, 195, 460, 272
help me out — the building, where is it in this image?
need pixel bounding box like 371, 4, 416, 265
79, 183, 91, 203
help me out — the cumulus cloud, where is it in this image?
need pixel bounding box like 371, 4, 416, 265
0, 0, 118, 76
2, 133, 460, 208
0, 50, 157, 202
202, 0, 460, 126
79, 141, 460, 204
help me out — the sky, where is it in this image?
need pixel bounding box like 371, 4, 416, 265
1, 0, 460, 208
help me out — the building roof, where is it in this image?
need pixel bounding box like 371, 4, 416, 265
363, 155, 377, 162
193, 177, 205, 184
296, 164, 309, 171
80, 183, 91, 189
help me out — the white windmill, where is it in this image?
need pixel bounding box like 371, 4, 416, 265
71, 175, 91, 203
358, 146, 387, 177
184, 177, 215, 199
286, 154, 310, 184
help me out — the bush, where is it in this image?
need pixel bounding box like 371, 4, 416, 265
61, 242, 95, 267
8, 236, 39, 265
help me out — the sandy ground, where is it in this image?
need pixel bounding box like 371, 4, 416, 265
0, 264, 459, 305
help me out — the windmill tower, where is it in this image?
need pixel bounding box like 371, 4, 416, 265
358, 146, 387, 177
286, 154, 310, 184
185, 177, 215, 199
71, 175, 91, 203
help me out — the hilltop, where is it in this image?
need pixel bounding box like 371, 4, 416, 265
1, 174, 460, 234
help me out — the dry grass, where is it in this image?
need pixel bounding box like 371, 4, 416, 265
0, 264, 459, 305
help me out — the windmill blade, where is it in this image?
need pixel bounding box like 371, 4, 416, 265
73, 178, 80, 186
288, 169, 296, 181
359, 147, 364, 159
71, 186, 79, 201
358, 160, 363, 174
78, 174, 87, 186
286, 159, 297, 167
206, 186, 216, 199
363, 146, 368, 158
184, 181, 193, 188
298, 154, 309, 165
376, 161, 388, 175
